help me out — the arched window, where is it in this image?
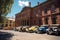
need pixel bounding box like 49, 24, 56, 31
38, 10, 40, 14
52, 17, 56, 24
44, 8, 47, 14
34, 11, 36, 17
51, 5, 56, 13
5, 24, 8, 27
38, 10, 42, 15
45, 17, 48, 24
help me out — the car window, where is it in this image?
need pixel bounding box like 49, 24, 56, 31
39, 27, 45, 29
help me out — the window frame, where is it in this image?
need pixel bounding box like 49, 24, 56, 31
52, 17, 56, 24
45, 17, 48, 24
51, 5, 56, 13
38, 9, 42, 16
44, 8, 47, 14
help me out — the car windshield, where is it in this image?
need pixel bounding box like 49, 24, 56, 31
50, 24, 60, 27
52, 27, 58, 29
39, 27, 45, 29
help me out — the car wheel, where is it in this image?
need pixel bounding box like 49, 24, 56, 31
47, 31, 49, 34
34, 31, 36, 33
56, 32, 59, 36
47, 31, 52, 35
40, 31, 43, 34
37, 31, 40, 34
49, 31, 52, 35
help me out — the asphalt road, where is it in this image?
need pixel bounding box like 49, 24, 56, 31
0, 30, 60, 40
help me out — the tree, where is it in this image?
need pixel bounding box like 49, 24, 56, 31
0, 0, 14, 23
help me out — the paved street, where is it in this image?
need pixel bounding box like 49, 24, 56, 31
0, 30, 60, 40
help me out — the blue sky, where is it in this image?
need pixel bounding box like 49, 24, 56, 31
7, 0, 46, 18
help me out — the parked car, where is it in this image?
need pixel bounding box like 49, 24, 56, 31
28, 26, 38, 33
0, 24, 4, 29
0, 26, 3, 29
21, 26, 29, 32
3, 27, 12, 30
25, 27, 30, 32
46, 24, 60, 35
12, 26, 22, 31
13, 26, 22, 31
35, 25, 49, 34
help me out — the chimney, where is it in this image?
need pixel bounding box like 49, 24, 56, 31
29, 2, 31, 7
37, 2, 40, 5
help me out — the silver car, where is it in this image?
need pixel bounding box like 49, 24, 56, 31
46, 24, 60, 35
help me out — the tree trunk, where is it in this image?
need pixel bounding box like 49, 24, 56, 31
0, 13, 3, 23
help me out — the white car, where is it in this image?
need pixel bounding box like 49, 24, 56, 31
46, 24, 60, 35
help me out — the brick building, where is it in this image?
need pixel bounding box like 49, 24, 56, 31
15, 0, 60, 27
15, 7, 33, 27
3, 17, 15, 30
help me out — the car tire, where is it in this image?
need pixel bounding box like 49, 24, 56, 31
47, 32, 49, 34
40, 31, 43, 34
47, 31, 52, 35
56, 32, 59, 36
37, 31, 40, 34
49, 31, 52, 35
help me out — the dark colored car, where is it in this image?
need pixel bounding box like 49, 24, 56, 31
0, 26, 3, 29
35, 25, 49, 34
46, 24, 60, 35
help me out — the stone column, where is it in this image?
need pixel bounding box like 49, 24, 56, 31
48, 16, 52, 25
56, 15, 60, 24
29, 19, 31, 26
23, 21, 24, 26
42, 17, 45, 25
26, 20, 27, 26
24, 20, 25, 26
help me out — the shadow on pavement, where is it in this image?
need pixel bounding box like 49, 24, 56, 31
48, 34, 60, 36
0, 31, 14, 40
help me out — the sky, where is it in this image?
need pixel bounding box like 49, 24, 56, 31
7, 0, 46, 18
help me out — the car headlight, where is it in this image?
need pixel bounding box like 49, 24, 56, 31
39, 28, 42, 30
54, 29, 58, 31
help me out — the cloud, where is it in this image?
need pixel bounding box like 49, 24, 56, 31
18, 0, 29, 7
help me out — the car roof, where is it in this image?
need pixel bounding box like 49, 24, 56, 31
40, 25, 49, 27
50, 24, 60, 27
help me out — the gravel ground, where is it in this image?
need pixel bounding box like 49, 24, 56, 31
0, 30, 60, 40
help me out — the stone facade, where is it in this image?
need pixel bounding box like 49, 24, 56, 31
15, 7, 33, 27
3, 18, 15, 30
15, 0, 60, 27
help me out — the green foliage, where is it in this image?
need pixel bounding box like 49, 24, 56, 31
0, 0, 14, 24
0, 0, 14, 16
0, 16, 7, 23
